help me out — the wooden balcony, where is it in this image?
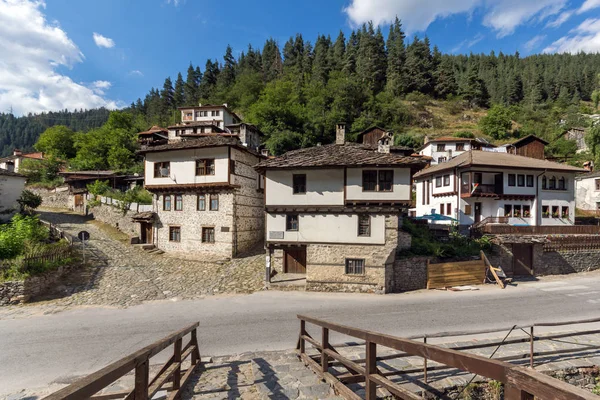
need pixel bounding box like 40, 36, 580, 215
461, 183, 503, 198
481, 225, 600, 235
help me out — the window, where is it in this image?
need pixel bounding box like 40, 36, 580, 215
464, 204, 472, 215
286, 214, 299, 231
163, 195, 171, 211
358, 214, 370, 237
345, 259, 365, 275
174, 194, 183, 211
504, 204, 512, 217
542, 205, 550, 218
552, 205, 559, 218
197, 195, 205, 211
169, 226, 181, 242
596, 179, 600, 191
558, 177, 566, 190
523, 205, 531, 218
209, 194, 219, 211
443, 174, 450, 187
195, 159, 215, 176
549, 176, 556, 190
211, 110, 220, 117
421, 181, 426, 205
456, 143, 465, 151
437, 144, 446, 152
562, 206, 569, 219
473, 173, 482, 184
446, 203, 452, 216
513, 205, 522, 218
202, 227, 215, 243
426, 179, 430, 205
437, 157, 447, 163
508, 174, 516, 187
440, 204, 445, 215
362, 170, 377, 191
293, 174, 306, 194
154, 162, 170, 178
378, 170, 393, 192
517, 174, 525, 187
435, 176, 442, 188
542, 176, 547, 190
526, 175, 534, 187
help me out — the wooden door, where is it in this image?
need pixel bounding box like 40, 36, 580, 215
513, 244, 533, 276
140, 222, 153, 244
284, 247, 306, 274
474, 202, 482, 223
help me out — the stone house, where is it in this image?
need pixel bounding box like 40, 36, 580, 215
0, 168, 26, 222
255, 125, 429, 293
0, 149, 45, 173
413, 151, 586, 231
136, 106, 265, 259
563, 127, 588, 153
575, 170, 600, 213
418, 137, 495, 165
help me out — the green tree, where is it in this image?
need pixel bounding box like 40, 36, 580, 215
478, 104, 513, 139
17, 190, 42, 213
173, 72, 185, 108
586, 124, 600, 159
386, 17, 406, 96
462, 65, 489, 108
34, 125, 76, 159
184, 64, 199, 106
434, 57, 458, 98
592, 90, 600, 110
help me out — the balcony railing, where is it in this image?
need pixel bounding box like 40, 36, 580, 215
461, 183, 502, 198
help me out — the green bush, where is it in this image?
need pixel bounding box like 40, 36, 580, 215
17, 190, 42, 213
0, 214, 49, 259
87, 180, 111, 196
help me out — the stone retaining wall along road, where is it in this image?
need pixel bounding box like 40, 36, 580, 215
0, 264, 77, 305
89, 202, 141, 239
29, 187, 70, 209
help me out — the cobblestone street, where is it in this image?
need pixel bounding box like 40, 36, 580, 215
15, 209, 265, 309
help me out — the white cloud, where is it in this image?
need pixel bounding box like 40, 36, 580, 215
0, 0, 117, 115
451, 33, 485, 53
343, 0, 566, 36
543, 18, 600, 52
92, 32, 115, 48
523, 34, 546, 51
166, 0, 182, 5
545, 10, 573, 28
91, 80, 111, 95
578, 0, 600, 14
129, 70, 144, 77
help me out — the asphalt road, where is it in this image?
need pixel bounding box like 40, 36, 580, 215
2, 271, 600, 396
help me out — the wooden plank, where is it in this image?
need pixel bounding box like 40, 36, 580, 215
90, 390, 131, 400
148, 362, 179, 399
134, 360, 149, 400
167, 364, 199, 400
507, 367, 597, 400
370, 374, 422, 400
323, 349, 366, 375
301, 334, 322, 350
365, 342, 377, 399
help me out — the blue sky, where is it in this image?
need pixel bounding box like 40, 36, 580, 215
1, 0, 599, 115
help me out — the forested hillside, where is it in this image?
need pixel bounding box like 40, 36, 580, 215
0, 109, 110, 157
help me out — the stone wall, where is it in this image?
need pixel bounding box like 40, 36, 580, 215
29, 187, 69, 209
89, 202, 140, 238
0, 264, 76, 305
536, 249, 600, 275
388, 256, 429, 292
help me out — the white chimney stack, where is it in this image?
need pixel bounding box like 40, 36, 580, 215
336, 123, 346, 145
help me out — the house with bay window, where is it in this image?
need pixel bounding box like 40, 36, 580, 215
413, 151, 586, 231
255, 124, 429, 293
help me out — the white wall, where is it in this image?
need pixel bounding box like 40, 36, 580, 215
265, 169, 344, 206
145, 147, 229, 186
576, 177, 600, 211
346, 167, 411, 201
431, 172, 455, 195
0, 175, 26, 221
419, 141, 472, 165
180, 106, 237, 129
266, 213, 386, 244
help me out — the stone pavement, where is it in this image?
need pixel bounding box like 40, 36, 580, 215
2, 209, 265, 313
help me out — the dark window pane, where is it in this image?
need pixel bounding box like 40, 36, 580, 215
362, 170, 377, 191
293, 174, 306, 194
358, 215, 370, 237
378, 170, 393, 192
286, 214, 299, 231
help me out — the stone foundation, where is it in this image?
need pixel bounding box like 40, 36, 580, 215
0, 263, 77, 305
389, 256, 429, 292
29, 187, 69, 209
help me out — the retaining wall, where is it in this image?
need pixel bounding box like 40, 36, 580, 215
0, 263, 77, 305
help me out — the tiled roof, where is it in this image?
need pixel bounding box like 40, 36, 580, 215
137, 136, 244, 154
138, 126, 167, 135
575, 170, 600, 180
413, 150, 587, 179
510, 134, 549, 147
255, 143, 429, 170
0, 168, 25, 178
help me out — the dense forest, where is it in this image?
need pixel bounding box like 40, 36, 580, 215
0, 109, 110, 157
3, 19, 600, 169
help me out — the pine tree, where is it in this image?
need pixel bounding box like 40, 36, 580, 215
184, 64, 199, 106
312, 35, 331, 84
356, 23, 387, 94
220, 44, 237, 87
262, 39, 283, 82
462, 65, 489, 108
343, 31, 358, 75
331, 31, 346, 72
404, 36, 433, 94
160, 78, 175, 123
434, 57, 458, 98
507, 73, 524, 105
173, 73, 185, 108
386, 17, 406, 96
199, 60, 219, 100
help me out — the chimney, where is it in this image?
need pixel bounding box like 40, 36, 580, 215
13, 149, 22, 156
336, 123, 346, 145
223, 103, 228, 108
261, 148, 270, 157
423, 135, 429, 144
378, 131, 393, 154
584, 161, 594, 172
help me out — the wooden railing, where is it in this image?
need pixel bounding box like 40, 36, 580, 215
297, 315, 599, 400
471, 216, 509, 230
43, 323, 201, 400
544, 235, 600, 252
482, 224, 600, 235
0, 247, 73, 272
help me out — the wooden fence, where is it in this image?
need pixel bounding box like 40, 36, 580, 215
426, 254, 486, 289
544, 235, 600, 252
297, 315, 600, 400
43, 322, 201, 400
0, 247, 73, 271
481, 224, 600, 235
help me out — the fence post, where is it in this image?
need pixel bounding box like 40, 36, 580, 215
299, 320, 306, 355
321, 327, 329, 374
173, 338, 182, 391
134, 359, 149, 400
191, 329, 200, 365
529, 326, 534, 368
505, 383, 534, 400
365, 341, 377, 400
423, 337, 428, 384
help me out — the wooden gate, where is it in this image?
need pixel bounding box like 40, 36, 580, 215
140, 222, 153, 244
513, 244, 534, 276
284, 247, 306, 274
427, 256, 486, 289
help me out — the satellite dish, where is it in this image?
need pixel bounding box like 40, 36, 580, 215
160, 168, 169, 177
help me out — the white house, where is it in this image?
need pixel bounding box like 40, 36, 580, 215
0, 149, 45, 173
0, 169, 26, 222
255, 125, 429, 293
419, 137, 495, 165
413, 151, 586, 230
575, 171, 600, 213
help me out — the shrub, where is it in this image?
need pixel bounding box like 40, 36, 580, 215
454, 131, 475, 138
87, 180, 111, 196
17, 190, 42, 213
0, 214, 49, 259
479, 104, 513, 140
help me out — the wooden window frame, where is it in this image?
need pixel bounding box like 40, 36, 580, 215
443, 174, 450, 187
504, 204, 513, 217
558, 176, 566, 190
345, 258, 365, 275
293, 174, 307, 194
508, 174, 516, 187
174, 194, 183, 211
526, 175, 534, 187
513, 205, 522, 218
169, 226, 181, 242
542, 205, 550, 218
446, 203, 451, 216
596, 179, 600, 191
439, 204, 444, 215
549, 176, 557, 190
517, 174, 525, 187
436, 144, 446, 152
357, 214, 370, 237
286, 214, 299, 231
435, 176, 442, 188
561, 206, 569, 219
195, 159, 215, 176
197, 194, 206, 211
455, 143, 465, 151
209, 194, 219, 211
362, 170, 378, 192
163, 195, 172, 211
201, 227, 215, 244
542, 176, 547, 190
154, 161, 170, 178
378, 170, 394, 192
523, 205, 531, 218
464, 204, 472, 215
552, 205, 559, 218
